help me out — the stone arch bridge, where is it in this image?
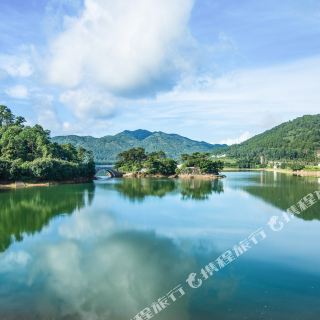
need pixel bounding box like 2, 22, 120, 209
95, 165, 122, 178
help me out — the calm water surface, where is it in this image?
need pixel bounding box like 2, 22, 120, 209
0, 171, 320, 319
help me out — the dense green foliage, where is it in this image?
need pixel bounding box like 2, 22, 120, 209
115, 147, 148, 172
222, 114, 320, 162
289, 163, 305, 171
144, 151, 177, 175
115, 148, 177, 175
178, 152, 224, 175
0, 106, 95, 182
53, 129, 226, 163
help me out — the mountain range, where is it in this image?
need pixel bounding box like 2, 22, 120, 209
52, 129, 226, 163
52, 114, 320, 163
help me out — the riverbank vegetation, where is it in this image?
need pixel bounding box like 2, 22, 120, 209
0, 106, 95, 183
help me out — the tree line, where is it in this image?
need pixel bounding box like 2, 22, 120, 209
0, 106, 95, 182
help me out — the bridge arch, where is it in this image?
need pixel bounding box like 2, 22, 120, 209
95, 166, 122, 178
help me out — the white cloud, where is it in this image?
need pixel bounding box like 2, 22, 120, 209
137, 55, 320, 141
60, 87, 116, 119
5, 85, 29, 99
58, 117, 115, 136
221, 131, 252, 145
58, 207, 115, 240
47, 0, 193, 94
32, 93, 64, 133
158, 55, 320, 105
47, 55, 320, 141
0, 54, 33, 77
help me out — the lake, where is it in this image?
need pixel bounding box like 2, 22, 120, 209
0, 171, 320, 320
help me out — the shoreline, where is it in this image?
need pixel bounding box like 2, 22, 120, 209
222, 168, 261, 172
263, 168, 320, 177
177, 174, 224, 180
0, 178, 93, 190
122, 172, 224, 180
2, 168, 319, 189
222, 167, 320, 178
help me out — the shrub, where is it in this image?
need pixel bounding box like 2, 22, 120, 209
9, 159, 25, 180
289, 163, 305, 171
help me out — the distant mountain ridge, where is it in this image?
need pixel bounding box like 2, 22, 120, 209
52, 129, 226, 163
221, 114, 320, 161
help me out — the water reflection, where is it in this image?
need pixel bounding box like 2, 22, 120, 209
0, 218, 245, 320
100, 178, 224, 202
180, 179, 224, 200
114, 178, 176, 202
1, 173, 320, 319
230, 171, 320, 221
2, 222, 319, 320
48, 231, 195, 319
0, 184, 95, 252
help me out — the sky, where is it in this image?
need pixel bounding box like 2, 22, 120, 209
0, 0, 320, 144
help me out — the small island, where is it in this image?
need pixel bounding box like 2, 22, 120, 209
114, 147, 224, 179
0, 106, 95, 188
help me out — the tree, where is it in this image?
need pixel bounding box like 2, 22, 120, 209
179, 152, 224, 175
0, 105, 14, 127
198, 159, 223, 174
0, 159, 11, 180
290, 163, 305, 171
14, 116, 26, 126
148, 151, 166, 160
115, 148, 148, 172
145, 158, 177, 175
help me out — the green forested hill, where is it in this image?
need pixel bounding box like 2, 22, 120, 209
0, 105, 95, 182
225, 114, 320, 161
52, 129, 226, 163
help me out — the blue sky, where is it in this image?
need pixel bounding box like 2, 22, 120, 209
0, 0, 320, 144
